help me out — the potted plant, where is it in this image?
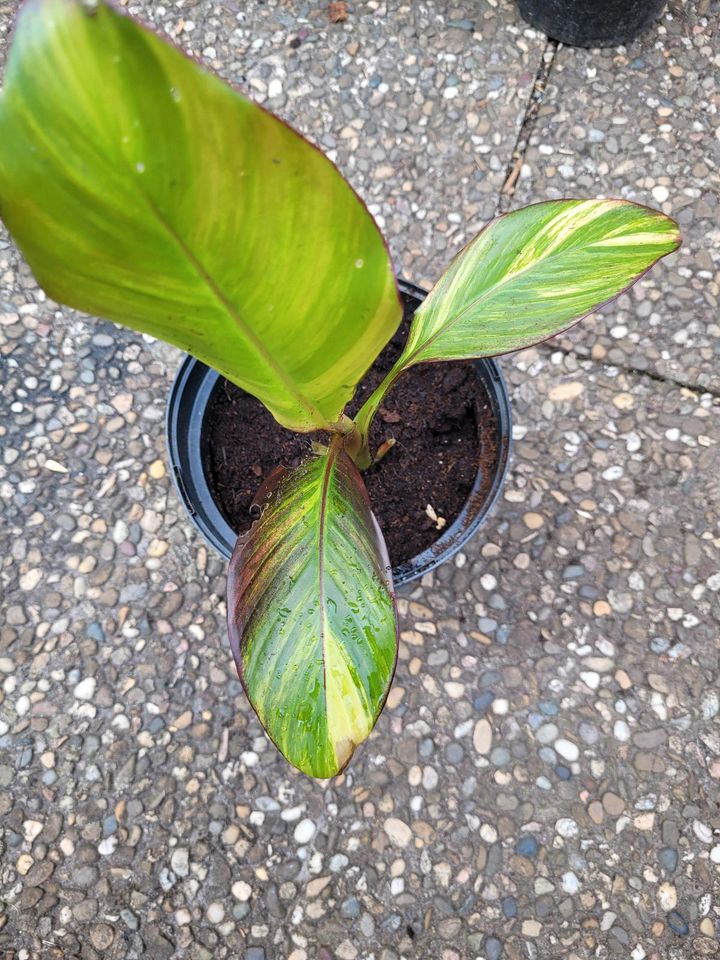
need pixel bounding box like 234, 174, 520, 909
164, 274, 514, 587
0, 0, 680, 777
517, 0, 667, 47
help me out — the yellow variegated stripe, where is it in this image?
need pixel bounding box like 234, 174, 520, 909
226, 443, 397, 778
0, 0, 400, 432
352, 199, 679, 453
402, 198, 680, 364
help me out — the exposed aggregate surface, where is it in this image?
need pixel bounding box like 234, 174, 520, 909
1, 1, 718, 958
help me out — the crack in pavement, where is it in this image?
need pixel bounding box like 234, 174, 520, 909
496, 37, 560, 215
538, 338, 720, 400
495, 36, 716, 401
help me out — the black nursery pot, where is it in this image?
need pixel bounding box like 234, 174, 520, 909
166, 280, 512, 588
517, 0, 666, 47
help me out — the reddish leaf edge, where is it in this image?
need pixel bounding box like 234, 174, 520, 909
226, 439, 399, 780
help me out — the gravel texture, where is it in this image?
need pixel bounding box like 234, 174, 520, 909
512, 0, 720, 392
1, 1, 719, 959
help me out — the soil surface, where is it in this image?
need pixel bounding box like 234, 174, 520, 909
205, 301, 500, 565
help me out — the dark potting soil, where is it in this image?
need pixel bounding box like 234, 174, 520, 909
205, 305, 499, 565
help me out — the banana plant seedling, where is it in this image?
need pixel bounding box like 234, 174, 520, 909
0, 0, 680, 777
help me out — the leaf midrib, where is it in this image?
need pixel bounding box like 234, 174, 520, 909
140, 191, 330, 428
317, 444, 339, 739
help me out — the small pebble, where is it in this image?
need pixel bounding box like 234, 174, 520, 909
554, 738, 580, 762
384, 818, 412, 848
73, 678, 96, 701
206, 902, 225, 924
294, 819, 316, 845
657, 882, 677, 911
556, 818, 578, 838
660, 847, 678, 872
562, 871, 580, 894
502, 897, 517, 919
516, 836, 539, 858
667, 911, 689, 936
485, 936, 503, 960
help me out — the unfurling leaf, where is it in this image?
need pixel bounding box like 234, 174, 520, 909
227, 442, 398, 778
0, 0, 400, 432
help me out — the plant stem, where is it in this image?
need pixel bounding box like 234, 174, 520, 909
341, 419, 362, 462
352, 359, 404, 469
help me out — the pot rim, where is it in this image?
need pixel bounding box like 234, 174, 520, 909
166, 278, 512, 587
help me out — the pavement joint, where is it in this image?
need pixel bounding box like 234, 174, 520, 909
497, 37, 560, 214
538, 338, 720, 401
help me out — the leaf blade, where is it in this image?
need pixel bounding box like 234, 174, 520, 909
0, 0, 401, 431
227, 447, 398, 778
400, 199, 680, 366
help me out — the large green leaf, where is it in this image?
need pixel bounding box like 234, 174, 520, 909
0, 0, 400, 432
227, 441, 398, 778
353, 199, 680, 456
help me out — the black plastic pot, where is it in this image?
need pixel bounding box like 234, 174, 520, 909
166, 279, 512, 587
517, 0, 666, 47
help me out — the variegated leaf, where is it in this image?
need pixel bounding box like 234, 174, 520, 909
353, 199, 679, 452
402, 199, 680, 364
227, 443, 397, 779
0, 0, 401, 432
